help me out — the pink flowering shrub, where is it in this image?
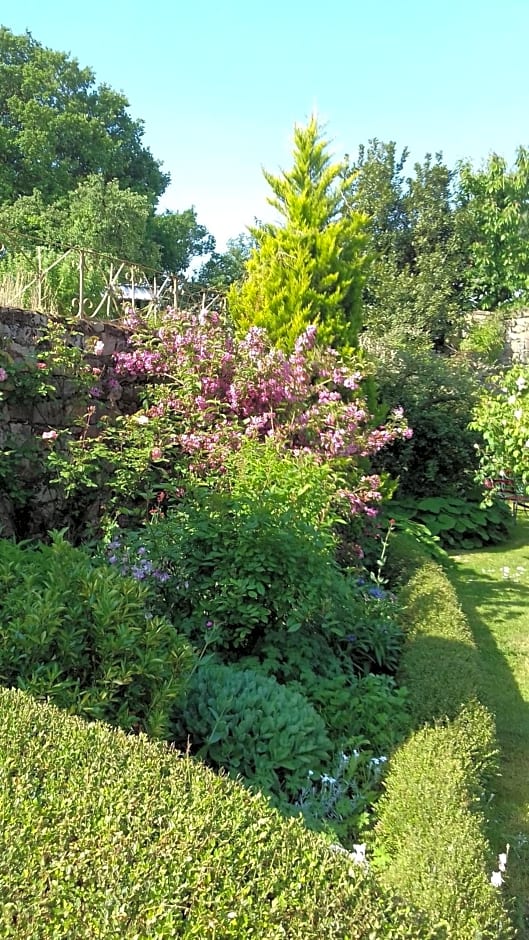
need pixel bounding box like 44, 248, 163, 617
113, 309, 411, 520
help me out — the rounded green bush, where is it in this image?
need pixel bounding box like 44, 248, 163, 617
178, 662, 332, 805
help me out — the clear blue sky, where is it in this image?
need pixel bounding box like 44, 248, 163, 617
3, 1, 529, 249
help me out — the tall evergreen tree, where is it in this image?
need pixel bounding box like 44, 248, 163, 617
228, 118, 368, 352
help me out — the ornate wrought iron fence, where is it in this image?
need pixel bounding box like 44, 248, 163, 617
0, 229, 225, 320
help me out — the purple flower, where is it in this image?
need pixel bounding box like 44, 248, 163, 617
0, 367, 7, 382
368, 586, 386, 600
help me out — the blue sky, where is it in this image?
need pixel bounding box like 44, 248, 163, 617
3, 1, 529, 249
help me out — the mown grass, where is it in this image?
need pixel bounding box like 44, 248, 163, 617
448, 519, 529, 936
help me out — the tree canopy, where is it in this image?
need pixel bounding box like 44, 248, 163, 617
0, 27, 169, 206
0, 27, 217, 287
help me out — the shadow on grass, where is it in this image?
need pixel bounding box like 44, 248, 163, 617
446, 523, 529, 935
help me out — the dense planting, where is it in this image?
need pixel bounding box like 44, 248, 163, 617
0, 688, 437, 940
0, 31, 526, 931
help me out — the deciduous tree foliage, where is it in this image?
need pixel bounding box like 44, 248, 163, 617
0, 27, 169, 205
0, 28, 216, 279
350, 141, 466, 347
229, 118, 369, 352
459, 148, 529, 310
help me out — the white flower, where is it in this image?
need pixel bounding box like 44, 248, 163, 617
508, 394, 517, 405
514, 408, 523, 420
352, 843, 367, 865
135, 414, 149, 425
516, 376, 527, 391
94, 340, 105, 355
501, 566, 510, 578
491, 870, 503, 887
498, 852, 508, 872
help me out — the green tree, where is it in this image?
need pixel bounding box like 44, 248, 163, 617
197, 233, 253, 288
228, 118, 368, 352
0, 26, 168, 205
150, 208, 215, 276
459, 148, 529, 309
351, 142, 467, 347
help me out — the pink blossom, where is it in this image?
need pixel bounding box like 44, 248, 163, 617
41, 430, 58, 441
0, 367, 7, 382
150, 447, 163, 460
94, 340, 105, 355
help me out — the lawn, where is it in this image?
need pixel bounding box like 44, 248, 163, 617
448, 519, 529, 936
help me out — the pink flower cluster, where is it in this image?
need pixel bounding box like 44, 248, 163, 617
113, 309, 412, 516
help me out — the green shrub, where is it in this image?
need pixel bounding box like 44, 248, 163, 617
370, 345, 482, 500
240, 628, 410, 749
0, 687, 437, 939
397, 560, 480, 726
393, 494, 512, 550
218, 438, 343, 552
177, 662, 332, 807
375, 704, 512, 939
106, 488, 364, 656
0, 533, 193, 738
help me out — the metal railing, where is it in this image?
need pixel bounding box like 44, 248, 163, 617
0, 229, 225, 320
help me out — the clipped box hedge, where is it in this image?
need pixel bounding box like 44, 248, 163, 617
0, 687, 436, 939
374, 547, 515, 938
396, 558, 480, 726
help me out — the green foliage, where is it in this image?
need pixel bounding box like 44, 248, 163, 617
240, 627, 409, 746
459, 310, 506, 363
0, 534, 193, 738
150, 207, 215, 276
470, 365, 529, 494
370, 345, 482, 499
177, 662, 332, 806
0, 687, 438, 939
216, 438, 343, 551
393, 495, 512, 550
0, 27, 168, 205
228, 117, 368, 352
459, 148, 529, 309
375, 704, 512, 939
197, 233, 253, 288
107, 488, 362, 655
397, 560, 480, 727
352, 141, 467, 347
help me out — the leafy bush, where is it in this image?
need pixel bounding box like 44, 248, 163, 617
375, 704, 512, 938
393, 494, 512, 549
471, 364, 529, 495
0, 533, 193, 738
177, 662, 332, 807
106, 488, 365, 655
240, 628, 410, 747
215, 438, 344, 553
0, 686, 437, 939
397, 559, 480, 726
370, 345, 482, 500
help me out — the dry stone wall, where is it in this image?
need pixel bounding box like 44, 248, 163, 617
0, 306, 137, 538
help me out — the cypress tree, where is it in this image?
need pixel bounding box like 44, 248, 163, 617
229, 118, 369, 352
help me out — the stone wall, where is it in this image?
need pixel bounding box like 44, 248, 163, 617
0, 306, 136, 538
504, 311, 529, 363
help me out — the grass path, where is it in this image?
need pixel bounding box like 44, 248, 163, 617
448, 520, 529, 936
